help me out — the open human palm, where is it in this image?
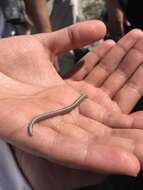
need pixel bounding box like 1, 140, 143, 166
0, 21, 143, 189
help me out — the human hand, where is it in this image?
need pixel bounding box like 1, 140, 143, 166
70, 29, 143, 114
70, 28, 143, 168
0, 21, 141, 190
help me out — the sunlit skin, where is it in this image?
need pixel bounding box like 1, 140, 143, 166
0, 21, 143, 189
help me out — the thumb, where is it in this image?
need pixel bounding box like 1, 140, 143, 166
36, 20, 106, 54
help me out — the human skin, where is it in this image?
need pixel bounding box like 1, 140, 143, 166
15, 29, 143, 189
0, 21, 143, 189
24, 0, 52, 32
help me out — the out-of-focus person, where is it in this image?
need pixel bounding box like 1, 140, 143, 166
24, 0, 52, 33
106, 0, 143, 41
0, 0, 31, 37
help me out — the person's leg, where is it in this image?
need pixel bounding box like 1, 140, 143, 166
50, 0, 74, 31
